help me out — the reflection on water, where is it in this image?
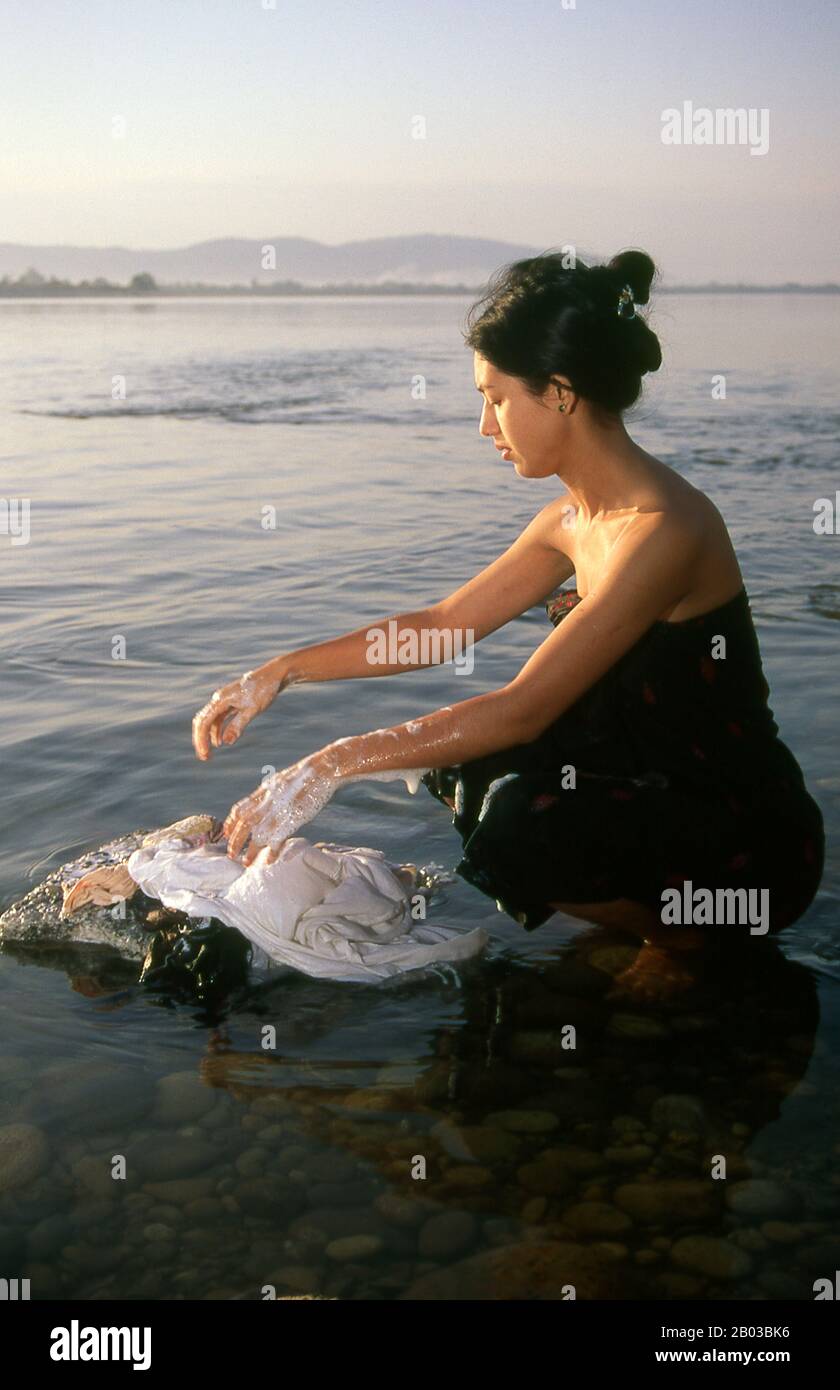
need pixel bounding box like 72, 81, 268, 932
1, 929, 837, 1301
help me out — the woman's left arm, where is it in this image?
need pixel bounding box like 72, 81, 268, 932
225, 513, 702, 864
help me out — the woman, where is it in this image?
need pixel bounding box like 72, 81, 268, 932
191, 248, 824, 984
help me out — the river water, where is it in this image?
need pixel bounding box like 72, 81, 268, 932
1, 293, 838, 1300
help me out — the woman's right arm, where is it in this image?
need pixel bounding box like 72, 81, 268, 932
193, 496, 575, 758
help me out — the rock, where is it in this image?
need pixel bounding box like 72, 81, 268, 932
760, 1221, 803, 1244
142, 1175, 217, 1203
670, 1235, 754, 1281
0, 1123, 50, 1193
0, 1225, 26, 1266
484, 1110, 560, 1134
437, 1165, 494, 1194
650, 1095, 707, 1135
235, 1147, 270, 1178
607, 1014, 670, 1040
133, 1135, 218, 1181
596, 1242, 629, 1262
340, 1089, 395, 1112
517, 1153, 575, 1198
307, 1181, 380, 1209
292, 1207, 388, 1241
604, 1145, 654, 1167
152, 1072, 216, 1125
733, 1229, 768, 1253
521, 1197, 548, 1224
36, 1066, 151, 1133
429, 1121, 475, 1162
669, 1014, 716, 1033
612, 1115, 645, 1134
275, 1145, 313, 1173
725, 1180, 801, 1221
20, 1261, 61, 1296
805, 1238, 840, 1269
402, 1240, 626, 1299
542, 1145, 605, 1176
509, 1032, 576, 1066
235, 1176, 301, 1218
62, 1242, 125, 1275
418, 1211, 477, 1260
483, 1217, 521, 1247
446, 1126, 521, 1165
587, 946, 639, 975
654, 1271, 705, 1298
270, 1266, 322, 1294
563, 1203, 633, 1239
615, 1180, 721, 1226
26, 1214, 73, 1262
373, 1193, 435, 1228
324, 1235, 384, 1262
250, 1095, 296, 1119
72, 1154, 130, 1199
143, 1223, 174, 1242
305, 1150, 368, 1184
757, 1270, 806, 1299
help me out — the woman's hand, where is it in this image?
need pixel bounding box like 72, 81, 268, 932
193, 668, 283, 761
223, 749, 342, 866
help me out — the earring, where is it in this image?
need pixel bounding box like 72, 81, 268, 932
557, 403, 566, 413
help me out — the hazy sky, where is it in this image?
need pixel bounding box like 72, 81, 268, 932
2, 0, 837, 281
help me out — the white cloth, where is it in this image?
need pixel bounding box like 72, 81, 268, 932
126, 835, 487, 983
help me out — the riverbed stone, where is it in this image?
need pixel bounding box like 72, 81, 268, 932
607, 1014, 671, 1041
517, 1152, 575, 1197
650, 1095, 707, 1135
402, 1240, 626, 1299
324, 1235, 384, 1262
615, 1180, 721, 1225
0, 1123, 50, 1193
563, 1202, 633, 1239
26, 1213, 74, 1261
484, 1110, 560, 1134
373, 1193, 436, 1228
152, 1071, 217, 1125
418, 1211, 478, 1260
133, 1134, 218, 1181
670, 1235, 754, 1281
509, 1032, 577, 1066
725, 1179, 801, 1221
142, 1175, 217, 1203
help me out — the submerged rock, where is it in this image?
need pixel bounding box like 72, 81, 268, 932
0, 1123, 50, 1193
418, 1211, 478, 1260
725, 1179, 801, 1221
615, 1180, 722, 1225
670, 1235, 754, 1281
402, 1240, 628, 1299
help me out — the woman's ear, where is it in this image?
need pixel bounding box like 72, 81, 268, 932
551, 377, 578, 414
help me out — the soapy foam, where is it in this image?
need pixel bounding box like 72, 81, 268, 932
233, 755, 432, 847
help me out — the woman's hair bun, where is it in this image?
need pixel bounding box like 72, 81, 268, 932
606, 249, 656, 306
463, 242, 662, 414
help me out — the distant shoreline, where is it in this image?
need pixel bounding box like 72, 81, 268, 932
1, 280, 838, 299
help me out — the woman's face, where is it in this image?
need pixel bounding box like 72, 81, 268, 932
474, 353, 567, 478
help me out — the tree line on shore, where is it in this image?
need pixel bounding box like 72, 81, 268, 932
1, 268, 838, 297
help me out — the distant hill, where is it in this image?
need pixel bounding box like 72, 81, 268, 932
0, 237, 835, 294
0, 234, 550, 287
